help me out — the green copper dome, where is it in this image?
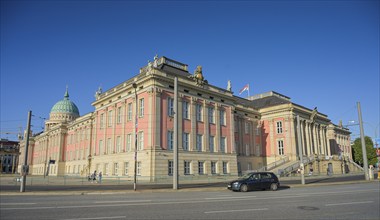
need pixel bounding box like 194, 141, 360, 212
50, 88, 80, 116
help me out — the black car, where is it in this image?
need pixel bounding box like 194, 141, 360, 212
227, 172, 280, 192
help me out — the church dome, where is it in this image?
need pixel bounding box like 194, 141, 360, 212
49, 88, 80, 121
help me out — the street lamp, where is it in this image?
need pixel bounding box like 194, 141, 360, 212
132, 83, 138, 191
87, 154, 92, 177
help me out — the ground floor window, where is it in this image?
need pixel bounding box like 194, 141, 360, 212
211, 161, 217, 174
198, 161, 204, 175
184, 161, 191, 175
124, 162, 129, 176
278, 140, 284, 155
223, 161, 228, 174
168, 160, 173, 176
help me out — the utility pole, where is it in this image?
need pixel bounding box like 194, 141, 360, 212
173, 77, 178, 190
357, 102, 369, 180
297, 115, 305, 185
133, 83, 138, 191
20, 111, 32, 192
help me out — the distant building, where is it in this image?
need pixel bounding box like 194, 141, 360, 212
0, 139, 20, 173
18, 56, 356, 179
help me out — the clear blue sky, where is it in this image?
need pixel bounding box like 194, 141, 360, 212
1, 0, 379, 141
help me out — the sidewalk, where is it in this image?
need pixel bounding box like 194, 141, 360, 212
1, 173, 377, 196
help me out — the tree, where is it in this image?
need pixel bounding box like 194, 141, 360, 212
352, 136, 377, 167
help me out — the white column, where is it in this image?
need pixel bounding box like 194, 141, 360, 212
190, 97, 197, 152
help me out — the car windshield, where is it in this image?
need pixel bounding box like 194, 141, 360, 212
239, 173, 254, 179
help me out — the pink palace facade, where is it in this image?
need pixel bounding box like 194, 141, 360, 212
18, 56, 355, 180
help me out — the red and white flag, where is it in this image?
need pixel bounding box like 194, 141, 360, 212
239, 84, 249, 95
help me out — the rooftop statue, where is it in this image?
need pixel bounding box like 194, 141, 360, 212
189, 65, 208, 86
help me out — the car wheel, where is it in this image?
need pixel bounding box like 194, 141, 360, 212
240, 184, 248, 192
270, 183, 278, 191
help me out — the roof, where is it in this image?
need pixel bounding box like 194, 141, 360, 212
250, 91, 291, 109
50, 88, 80, 116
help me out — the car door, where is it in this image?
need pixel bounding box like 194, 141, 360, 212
259, 173, 272, 189
247, 173, 260, 190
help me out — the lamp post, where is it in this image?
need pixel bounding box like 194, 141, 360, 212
133, 83, 138, 191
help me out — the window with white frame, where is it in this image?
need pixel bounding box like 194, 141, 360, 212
276, 121, 283, 134
168, 97, 174, 116
116, 136, 121, 153
126, 134, 132, 152
114, 162, 118, 176
105, 163, 109, 175
168, 160, 173, 176
196, 134, 203, 152
220, 137, 226, 153
245, 122, 249, 134
139, 98, 144, 117
198, 161, 204, 175
124, 162, 129, 176
183, 133, 189, 151
196, 104, 202, 121
209, 136, 214, 152
245, 144, 250, 156
137, 161, 142, 176
167, 131, 173, 150
211, 161, 217, 174
222, 161, 228, 174
127, 103, 132, 121
208, 107, 215, 123
220, 109, 226, 126
184, 161, 191, 175
99, 140, 103, 155
117, 107, 122, 124
255, 144, 261, 156
183, 101, 189, 119
278, 140, 284, 155
138, 131, 144, 150
108, 110, 113, 127
107, 138, 112, 154
256, 126, 260, 135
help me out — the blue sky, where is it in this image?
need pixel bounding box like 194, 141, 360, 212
1, 0, 379, 141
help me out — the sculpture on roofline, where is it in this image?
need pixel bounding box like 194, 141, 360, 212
188, 65, 208, 86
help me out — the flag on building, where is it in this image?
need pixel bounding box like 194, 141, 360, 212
239, 84, 249, 95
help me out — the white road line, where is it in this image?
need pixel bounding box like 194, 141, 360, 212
205, 196, 256, 200
325, 201, 374, 206
205, 208, 268, 214
62, 216, 126, 220
94, 200, 151, 204
1, 203, 36, 205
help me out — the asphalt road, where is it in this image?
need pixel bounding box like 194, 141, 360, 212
1, 182, 379, 220
0, 174, 374, 194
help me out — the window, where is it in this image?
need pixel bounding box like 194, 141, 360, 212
124, 162, 129, 176
222, 162, 228, 174
105, 163, 109, 175
126, 134, 132, 152
99, 140, 103, 155
100, 113, 104, 129
183, 133, 189, 151
107, 138, 112, 154
209, 136, 214, 152
196, 104, 202, 121
208, 107, 215, 123
245, 122, 249, 134
183, 101, 189, 119
168, 160, 173, 176
211, 161, 217, 174
139, 98, 144, 117
256, 144, 261, 156
256, 126, 260, 135
138, 131, 144, 150
117, 107, 122, 124
245, 144, 250, 156
184, 161, 191, 175
116, 136, 121, 153
220, 137, 226, 153
108, 110, 113, 127
114, 163, 118, 176
198, 161, 204, 175
168, 97, 174, 116
167, 131, 173, 150
127, 103, 132, 121
137, 162, 142, 175
278, 140, 284, 155
196, 134, 203, 152
220, 109, 226, 126
277, 121, 283, 134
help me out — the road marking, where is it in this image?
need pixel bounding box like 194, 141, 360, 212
1, 203, 36, 205
205, 196, 256, 200
325, 201, 374, 206
62, 216, 126, 220
94, 200, 151, 204
205, 208, 268, 214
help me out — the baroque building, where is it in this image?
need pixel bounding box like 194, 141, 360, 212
18, 56, 356, 180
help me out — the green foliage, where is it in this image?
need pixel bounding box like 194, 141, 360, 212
352, 136, 377, 166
